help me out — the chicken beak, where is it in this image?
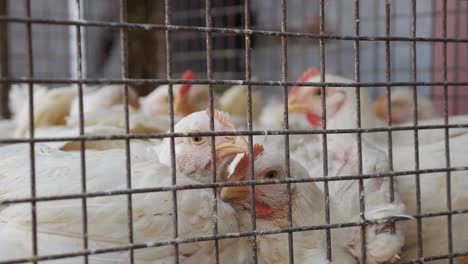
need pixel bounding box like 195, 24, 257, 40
215, 136, 249, 157
372, 95, 387, 120
220, 185, 250, 202
288, 102, 310, 113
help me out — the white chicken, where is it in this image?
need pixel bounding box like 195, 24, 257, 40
157, 109, 248, 183
66, 105, 171, 134
141, 70, 219, 118
287, 69, 468, 263
0, 149, 249, 263
372, 89, 438, 124
391, 133, 468, 263
286, 68, 468, 146
32, 125, 128, 150
220, 144, 355, 263
12, 84, 77, 137
219, 84, 263, 128
221, 143, 405, 263
68, 84, 141, 118
0, 109, 250, 263
257, 68, 322, 132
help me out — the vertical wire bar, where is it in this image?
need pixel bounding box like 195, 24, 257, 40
280, 0, 294, 263
429, 0, 437, 105
372, 1, 380, 83
410, 1, 423, 260
353, 0, 366, 262
335, 0, 343, 75
205, 1, 220, 263
165, 0, 180, 262
74, 0, 88, 262
24, 1, 37, 262
452, 0, 460, 114
119, 1, 135, 262
319, 0, 331, 261
0, 0, 9, 118
442, 0, 453, 262
390, 1, 397, 78
384, 0, 395, 204
244, 1, 257, 263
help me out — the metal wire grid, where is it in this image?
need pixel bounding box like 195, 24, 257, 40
171, 0, 245, 79
0, 0, 467, 263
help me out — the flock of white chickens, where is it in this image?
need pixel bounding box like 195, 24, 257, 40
0, 69, 467, 263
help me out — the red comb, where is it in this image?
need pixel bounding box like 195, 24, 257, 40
206, 109, 236, 131
179, 70, 196, 97
231, 144, 265, 180
289, 67, 320, 96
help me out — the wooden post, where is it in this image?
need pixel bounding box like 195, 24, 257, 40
127, 0, 165, 96
0, 0, 10, 118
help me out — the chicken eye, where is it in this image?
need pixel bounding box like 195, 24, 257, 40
265, 170, 278, 179
191, 136, 204, 144
314, 88, 322, 96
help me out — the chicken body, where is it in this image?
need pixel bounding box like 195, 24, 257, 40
0, 110, 250, 263
373, 89, 438, 124
287, 69, 468, 262
219, 85, 263, 128
12, 85, 77, 137
68, 84, 140, 118
392, 133, 468, 263
66, 105, 172, 134
220, 145, 372, 264
0, 146, 249, 263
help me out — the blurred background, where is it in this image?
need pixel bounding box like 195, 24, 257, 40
0, 0, 466, 117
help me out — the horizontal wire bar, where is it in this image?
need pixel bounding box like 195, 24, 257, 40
399, 251, 468, 264
2, 165, 468, 205
1, 210, 467, 264
1, 78, 468, 88
1, 122, 468, 144
0, 16, 467, 43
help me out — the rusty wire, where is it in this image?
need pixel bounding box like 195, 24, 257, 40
0, 0, 467, 264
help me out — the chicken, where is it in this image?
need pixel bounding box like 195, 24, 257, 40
12, 85, 78, 137
32, 125, 128, 150
9, 83, 47, 118
0, 149, 249, 263
66, 106, 171, 134
157, 109, 248, 183
287, 68, 468, 146
68, 84, 141, 118
220, 144, 355, 263
221, 143, 405, 263
219, 84, 263, 128
287, 68, 468, 263
0, 109, 250, 263
291, 135, 408, 263
373, 89, 438, 124
256, 68, 322, 132
391, 133, 468, 263
141, 70, 219, 117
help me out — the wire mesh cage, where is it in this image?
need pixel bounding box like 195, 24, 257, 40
0, 0, 467, 263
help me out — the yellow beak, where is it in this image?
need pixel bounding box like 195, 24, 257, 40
288, 102, 310, 113
288, 97, 309, 113
220, 185, 250, 202
215, 136, 249, 156
372, 95, 387, 120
